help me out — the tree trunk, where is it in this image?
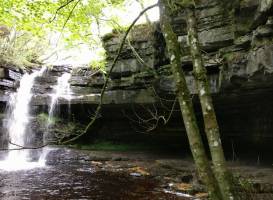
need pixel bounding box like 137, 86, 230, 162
159, 1, 222, 199
185, 5, 236, 200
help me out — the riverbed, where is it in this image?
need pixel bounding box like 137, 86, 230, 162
0, 148, 196, 200
0, 147, 272, 200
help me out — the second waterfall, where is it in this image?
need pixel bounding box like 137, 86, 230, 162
46, 73, 72, 140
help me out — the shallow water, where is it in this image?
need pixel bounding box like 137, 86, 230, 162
0, 148, 190, 200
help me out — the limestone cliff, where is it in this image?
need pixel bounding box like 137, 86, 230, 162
0, 0, 273, 155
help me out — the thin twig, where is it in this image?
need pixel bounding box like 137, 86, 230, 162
61, 0, 81, 31
55, 0, 81, 46
0, 141, 48, 151
50, 0, 77, 23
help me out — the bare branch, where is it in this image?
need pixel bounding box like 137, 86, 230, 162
50, 0, 77, 23
55, 0, 81, 45
61, 0, 81, 31
0, 141, 48, 151
135, 0, 152, 26
61, 3, 158, 144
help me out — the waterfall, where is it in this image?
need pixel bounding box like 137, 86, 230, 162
48, 73, 72, 118
0, 66, 47, 171
46, 73, 72, 140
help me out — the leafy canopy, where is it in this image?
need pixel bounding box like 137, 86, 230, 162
0, 0, 157, 68
0, 0, 125, 45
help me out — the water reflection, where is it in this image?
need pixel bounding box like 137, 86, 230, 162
0, 148, 189, 200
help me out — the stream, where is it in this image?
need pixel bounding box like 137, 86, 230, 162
0, 67, 193, 200
0, 148, 192, 200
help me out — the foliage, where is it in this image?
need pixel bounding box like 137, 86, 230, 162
166, 0, 195, 11
37, 112, 86, 143
0, 0, 143, 68
0, 28, 50, 68
37, 113, 61, 125
89, 48, 107, 72
0, 0, 158, 68
230, 174, 259, 199
62, 121, 78, 134
0, 0, 126, 46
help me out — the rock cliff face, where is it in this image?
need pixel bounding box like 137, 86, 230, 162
0, 65, 23, 102
0, 0, 273, 155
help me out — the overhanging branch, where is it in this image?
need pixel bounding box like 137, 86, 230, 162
50, 0, 77, 23
0, 141, 48, 151
61, 3, 158, 144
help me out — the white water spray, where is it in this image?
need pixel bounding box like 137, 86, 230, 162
48, 73, 72, 118
0, 67, 47, 171
45, 73, 72, 141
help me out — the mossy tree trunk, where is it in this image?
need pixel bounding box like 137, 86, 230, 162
185, 4, 236, 200
159, 1, 221, 199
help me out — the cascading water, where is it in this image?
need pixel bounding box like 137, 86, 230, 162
46, 73, 72, 140
0, 66, 47, 171
48, 73, 72, 118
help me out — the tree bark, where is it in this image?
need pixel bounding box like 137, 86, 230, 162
159, 1, 222, 199
185, 5, 236, 200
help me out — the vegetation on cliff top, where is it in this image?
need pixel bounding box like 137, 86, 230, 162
0, 0, 157, 68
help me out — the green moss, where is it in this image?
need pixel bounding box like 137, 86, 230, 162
231, 174, 256, 199
62, 122, 79, 134
222, 52, 236, 61
221, 51, 246, 63
37, 113, 61, 126
37, 113, 83, 133
251, 37, 273, 48
102, 23, 155, 43
89, 49, 107, 72
101, 25, 128, 43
